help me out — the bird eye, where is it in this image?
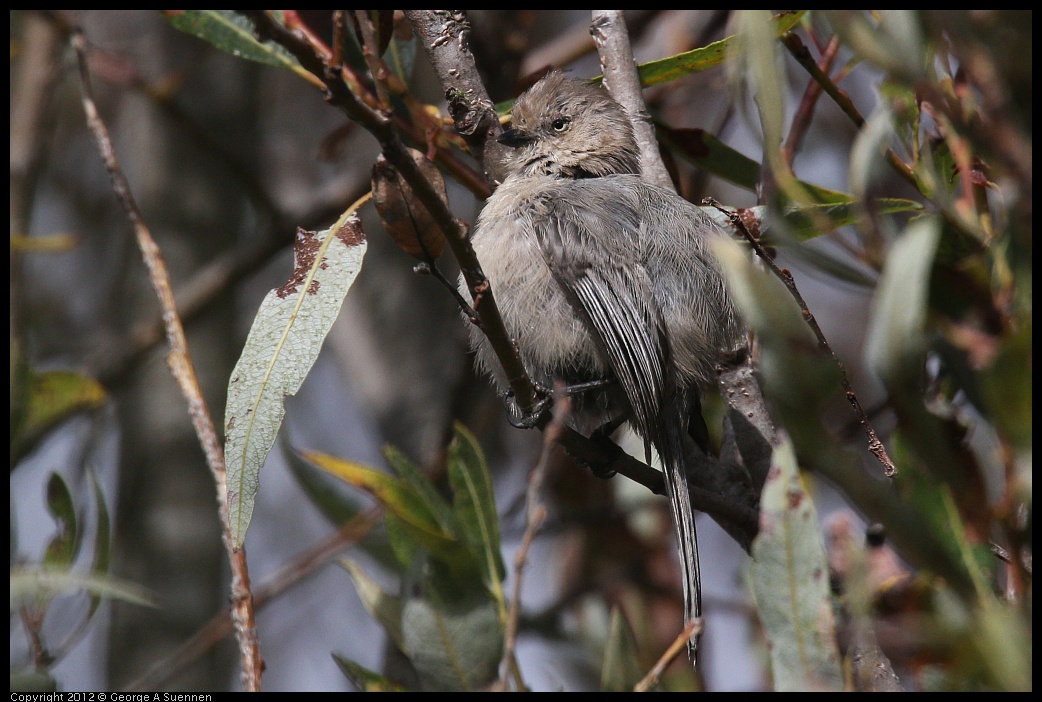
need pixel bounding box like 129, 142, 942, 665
551, 117, 569, 132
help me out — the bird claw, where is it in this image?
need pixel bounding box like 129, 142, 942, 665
502, 384, 553, 429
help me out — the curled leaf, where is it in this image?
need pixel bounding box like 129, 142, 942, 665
372, 149, 448, 260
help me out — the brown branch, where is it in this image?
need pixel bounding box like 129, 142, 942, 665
352, 11, 392, 109
590, 10, 674, 191
71, 28, 263, 691
403, 10, 507, 188
781, 32, 919, 191
782, 35, 841, 169
706, 199, 897, 477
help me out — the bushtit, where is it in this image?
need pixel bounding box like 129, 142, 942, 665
460, 71, 743, 658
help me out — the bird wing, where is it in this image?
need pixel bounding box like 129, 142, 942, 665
535, 194, 668, 443
535, 187, 703, 656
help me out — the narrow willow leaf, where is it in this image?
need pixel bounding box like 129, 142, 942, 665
382, 445, 461, 538
86, 468, 111, 618
164, 11, 303, 73
225, 212, 367, 547
750, 435, 843, 692
446, 423, 506, 619
660, 126, 861, 205
341, 558, 406, 652
401, 555, 504, 692
10, 339, 31, 463
12, 370, 106, 467
9, 668, 56, 693
849, 107, 898, 201
704, 199, 922, 247
780, 199, 924, 242
9, 232, 78, 253
600, 607, 643, 692
303, 450, 441, 534
980, 322, 1032, 451
43, 473, 79, 568
864, 215, 940, 385
282, 438, 362, 528
637, 11, 805, 87
333, 654, 408, 692
495, 12, 805, 114
10, 566, 154, 609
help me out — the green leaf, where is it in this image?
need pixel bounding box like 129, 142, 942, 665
164, 11, 303, 72
341, 558, 405, 652
780, 199, 924, 242
43, 473, 79, 568
400, 554, 504, 692
600, 607, 643, 692
10, 566, 154, 609
333, 654, 408, 692
446, 424, 505, 589
864, 215, 941, 386
980, 322, 1032, 451
660, 126, 874, 207
658, 127, 761, 193
10, 341, 30, 463
704, 199, 923, 247
750, 435, 844, 692
849, 107, 898, 201
224, 211, 367, 547
11, 370, 106, 467
636, 11, 805, 86
495, 12, 805, 114
9, 668, 57, 692
303, 450, 471, 569
86, 468, 111, 619
383, 446, 462, 540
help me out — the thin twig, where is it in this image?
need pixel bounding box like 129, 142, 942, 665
781, 32, 918, 191
782, 35, 841, 169
71, 28, 263, 691
352, 11, 392, 109
494, 391, 569, 692
633, 619, 702, 692
706, 198, 897, 477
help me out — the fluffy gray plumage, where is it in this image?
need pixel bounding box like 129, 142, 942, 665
460, 70, 743, 662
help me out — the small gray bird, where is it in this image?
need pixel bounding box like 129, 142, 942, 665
460, 70, 744, 660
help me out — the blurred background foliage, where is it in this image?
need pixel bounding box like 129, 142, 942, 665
10, 10, 1030, 692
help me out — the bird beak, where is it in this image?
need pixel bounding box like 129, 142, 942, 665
498, 128, 535, 148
